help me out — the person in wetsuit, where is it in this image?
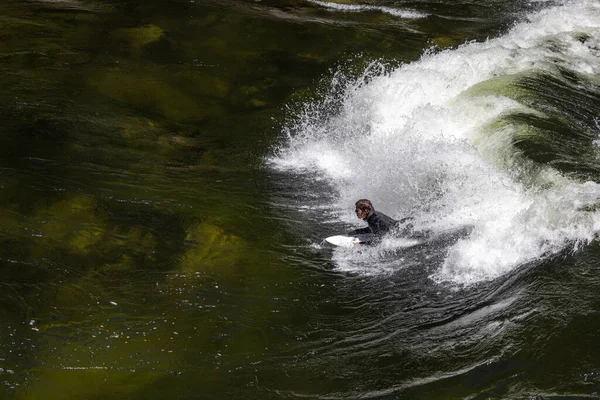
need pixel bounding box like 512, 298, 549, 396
349, 199, 412, 238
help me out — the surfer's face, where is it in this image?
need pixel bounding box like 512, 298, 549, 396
355, 208, 367, 220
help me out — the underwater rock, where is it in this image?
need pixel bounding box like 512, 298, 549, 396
34, 195, 106, 255
112, 24, 164, 52
180, 222, 247, 274
230, 82, 272, 109
89, 69, 222, 122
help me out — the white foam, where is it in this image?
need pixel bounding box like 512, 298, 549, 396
271, 0, 600, 283
307, 0, 428, 19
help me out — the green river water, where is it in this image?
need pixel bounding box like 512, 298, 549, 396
2, 0, 600, 399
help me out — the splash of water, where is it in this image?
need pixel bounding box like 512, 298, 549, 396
271, 0, 600, 284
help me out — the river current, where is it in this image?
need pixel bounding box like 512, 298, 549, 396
1, 0, 600, 399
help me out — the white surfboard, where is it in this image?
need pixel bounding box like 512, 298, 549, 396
324, 233, 374, 247
325, 233, 428, 248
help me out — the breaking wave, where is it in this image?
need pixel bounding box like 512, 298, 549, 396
271, 0, 600, 284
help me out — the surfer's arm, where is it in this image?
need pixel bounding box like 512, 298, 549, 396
349, 227, 372, 235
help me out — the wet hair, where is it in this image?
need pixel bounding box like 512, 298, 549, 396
355, 199, 373, 213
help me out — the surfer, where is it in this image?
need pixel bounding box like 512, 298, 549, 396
349, 199, 411, 237
324, 199, 419, 247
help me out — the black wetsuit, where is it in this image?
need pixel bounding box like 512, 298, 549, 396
352, 211, 400, 236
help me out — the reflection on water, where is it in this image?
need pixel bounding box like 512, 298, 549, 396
1, 0, 600, 398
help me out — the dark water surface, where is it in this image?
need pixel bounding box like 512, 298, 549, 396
2, 0, 600, 398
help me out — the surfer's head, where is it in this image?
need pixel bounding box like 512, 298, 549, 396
355, 199, 373, 220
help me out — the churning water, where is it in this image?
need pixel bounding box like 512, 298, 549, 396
272, 0, 600, 284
